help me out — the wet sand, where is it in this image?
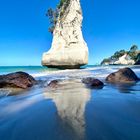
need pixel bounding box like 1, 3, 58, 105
0, 66, 140, 140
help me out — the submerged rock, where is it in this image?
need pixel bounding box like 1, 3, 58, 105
82, 77, 104, 88
106, 68, 139, 83
42, 0, 88, 68
47, 80, 59, 88
0, 72, 36, 89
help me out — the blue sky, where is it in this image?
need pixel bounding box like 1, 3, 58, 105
0, 0, 140, 66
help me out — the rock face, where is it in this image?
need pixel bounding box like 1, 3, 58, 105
0, 72, 36, 89
106, 68, 139, 83
42, 0, 88, 68
82, 77, 104, 88
114, 54, 135, 65
101, 54, 135, 65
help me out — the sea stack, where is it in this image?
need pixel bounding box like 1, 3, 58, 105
42, 0, 88, 69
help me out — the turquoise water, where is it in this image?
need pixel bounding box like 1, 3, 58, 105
0, 65, 140, 140
0, 65, 101, 73
0, 65, 139, 76
0, 66, 59, 75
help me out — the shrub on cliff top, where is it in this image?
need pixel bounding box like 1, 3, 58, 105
46, 0, 70, 34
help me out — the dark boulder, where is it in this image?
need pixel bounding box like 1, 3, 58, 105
48, 80, 59, 88
0, 71, 36, 89
82, 77, 104, 88
106, 67, 139, 83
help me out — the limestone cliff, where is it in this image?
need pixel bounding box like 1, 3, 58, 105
101, 47, 140, 65
114, 54, 135, 65
101, 54, 135, 65
42, 0, 88, 68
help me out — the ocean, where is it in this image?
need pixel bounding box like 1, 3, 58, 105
0, 65, 140, 140
0, 65, 139, 78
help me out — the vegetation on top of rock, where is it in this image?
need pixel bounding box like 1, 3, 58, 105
46, 8, 59, 33
57, 0, 70, 11
46, 0, 70, 34
101, 45, 139, 65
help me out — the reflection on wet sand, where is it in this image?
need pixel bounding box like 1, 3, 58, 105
109, 82, 140, 94
44, 80, 91, 140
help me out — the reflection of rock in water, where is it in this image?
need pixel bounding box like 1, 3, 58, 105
44, 80, 91, 140
112, 83, 139, 94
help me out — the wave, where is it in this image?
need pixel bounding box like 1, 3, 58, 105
0, 65, 139, 81
32, 65, 140, 80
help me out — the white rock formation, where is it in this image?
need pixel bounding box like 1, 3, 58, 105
42, 0, 88, 68
114, 54, 135, 65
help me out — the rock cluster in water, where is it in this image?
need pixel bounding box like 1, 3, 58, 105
46, 68, 139, 90
0, 67, 139, 97
42, 0, 88, 69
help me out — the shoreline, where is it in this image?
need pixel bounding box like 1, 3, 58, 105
0, 65, 139, 97
31, 65, 140, 79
